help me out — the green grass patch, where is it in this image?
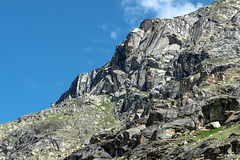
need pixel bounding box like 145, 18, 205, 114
183, 123, 240, 144
214, 1, 225, 9
229, 1, 239, 4
201, 82, 211, 87
130, 88, 149, 95
124, 73, 129, 79
205, 58, 224, 64
105, 94, 110, 99
97, 102, 113, 113
67, 99, 75, 103
45, 113, 65, 122
190, 127, 223, 140
103, 116, 116, 124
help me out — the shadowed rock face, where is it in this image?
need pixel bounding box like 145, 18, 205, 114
1, 0, 240, 159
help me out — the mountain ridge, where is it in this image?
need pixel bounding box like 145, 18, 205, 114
1, 0, 240, 159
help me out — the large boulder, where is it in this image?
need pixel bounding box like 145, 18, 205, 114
205, 121, 221, 129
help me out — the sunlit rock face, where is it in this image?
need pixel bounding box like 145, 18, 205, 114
1, 0, 240, 159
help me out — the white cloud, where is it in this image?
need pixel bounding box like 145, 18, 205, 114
88, 61, 94, 66
110, 31, 117, 39
101, 48, 112, 55
101, 24, 108, 30
121, 0, 202, 26
93, 38, 105, 43
101, 24, 121, 40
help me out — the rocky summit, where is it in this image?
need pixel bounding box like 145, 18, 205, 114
1, 0, 240, 159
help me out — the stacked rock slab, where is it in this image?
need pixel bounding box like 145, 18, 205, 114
64, 0, 240, 159
0, 0, 240, 159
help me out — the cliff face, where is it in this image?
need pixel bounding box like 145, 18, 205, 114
1, 0, 240, 159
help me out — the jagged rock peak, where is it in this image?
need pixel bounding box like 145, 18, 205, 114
56, 0, 240, 105
1, 0, 240, 159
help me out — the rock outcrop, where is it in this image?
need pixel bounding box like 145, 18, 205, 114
0, 0, 240, 159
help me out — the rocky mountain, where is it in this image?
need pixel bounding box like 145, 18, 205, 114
1, 0, 240, 159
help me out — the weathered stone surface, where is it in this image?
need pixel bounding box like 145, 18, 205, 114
146, 109, 178, 127
64, 145, 113, 160
1, 0, 240, 159
151, 128, 175, 140
205, 121, 221, 129
224, 111, 240, 124
202, 96, 239, 124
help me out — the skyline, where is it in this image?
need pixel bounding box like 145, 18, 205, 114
0, 0, 215, 124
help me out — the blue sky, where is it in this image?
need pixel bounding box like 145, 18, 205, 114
0, 0, 215, 124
